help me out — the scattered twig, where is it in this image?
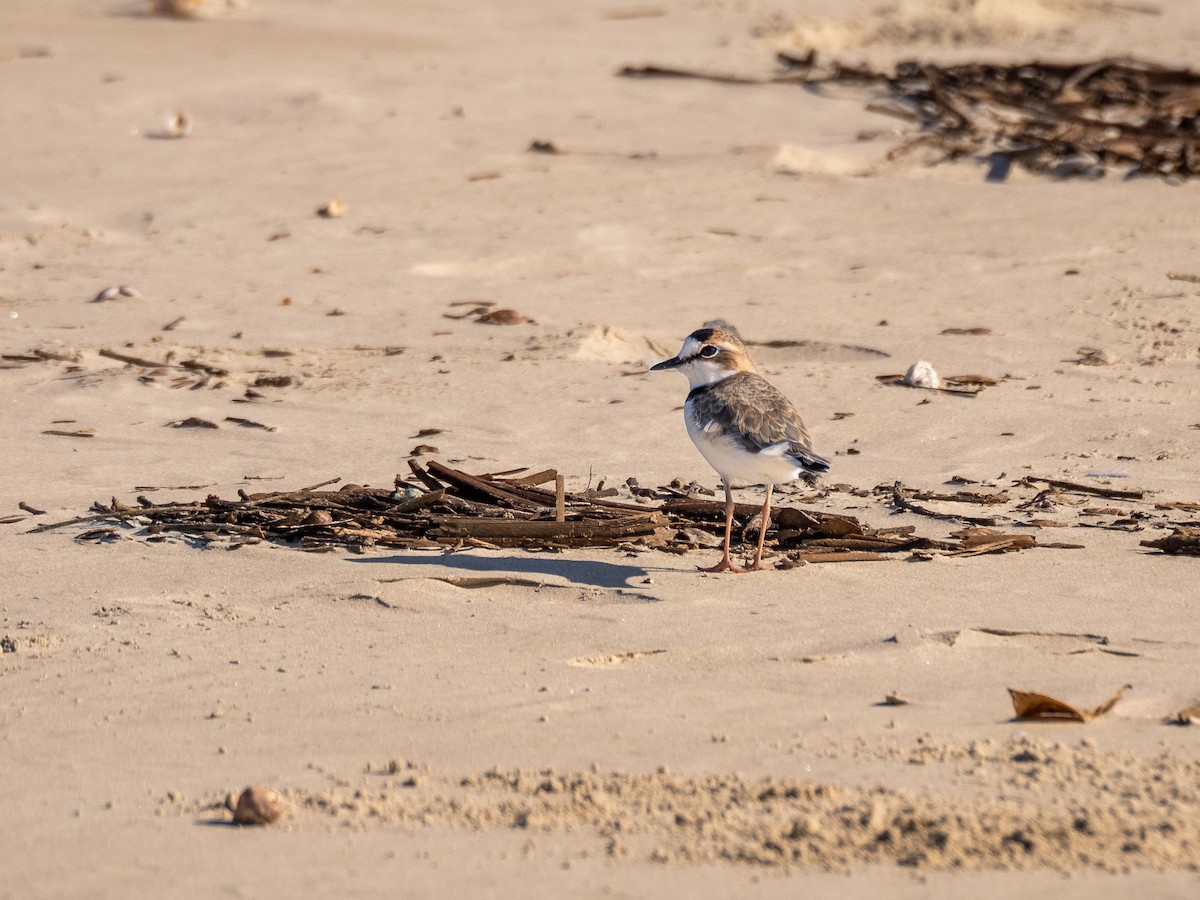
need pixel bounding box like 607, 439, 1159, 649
99, 348, 168, 368
892, 481, 997, 526
225, 417, 276, 432
617, 64, 768, 85
1024, 476, 1144, 501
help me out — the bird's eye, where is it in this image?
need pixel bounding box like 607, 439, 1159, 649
699, 345, 719, 359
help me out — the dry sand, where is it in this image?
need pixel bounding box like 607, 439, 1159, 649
3, 0, 1200, 896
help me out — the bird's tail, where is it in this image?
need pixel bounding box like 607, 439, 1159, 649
794, 447, 831, 483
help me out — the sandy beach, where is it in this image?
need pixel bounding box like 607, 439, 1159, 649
3, 1, 1200, 896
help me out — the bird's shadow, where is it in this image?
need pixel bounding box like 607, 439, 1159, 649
347, 551, 651, 590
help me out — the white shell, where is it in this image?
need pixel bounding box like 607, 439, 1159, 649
903, 360, 941, 389
318, 197, 348, 218
153, 112, 192, 139
91, 287, 120, 303
149, 0, 245, 19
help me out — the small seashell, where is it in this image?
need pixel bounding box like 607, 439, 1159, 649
318, 197, 347, 219
231, 786, 282, 825
902, 360, 941, 389
118, 285, 142, 298
92, 287, 121, 303
163, 112, 193, 139
149, 0, 246, 19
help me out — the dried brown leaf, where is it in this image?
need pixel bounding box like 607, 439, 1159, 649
477, 308, 534, 325
1009, 684, 1131, 722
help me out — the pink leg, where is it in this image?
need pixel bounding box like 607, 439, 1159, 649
698, 481, 747, 574
746, 485, 774, 571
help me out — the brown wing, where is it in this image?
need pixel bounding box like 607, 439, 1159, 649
694, 374, 829, 474
714, 373, 810, 445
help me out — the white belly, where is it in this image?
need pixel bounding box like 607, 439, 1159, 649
685, 411, 801, 486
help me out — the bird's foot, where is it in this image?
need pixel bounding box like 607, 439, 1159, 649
698, 556, 748, 574
744, 557, 773, 572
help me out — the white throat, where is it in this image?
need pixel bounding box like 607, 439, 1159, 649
680, 358, 735, 390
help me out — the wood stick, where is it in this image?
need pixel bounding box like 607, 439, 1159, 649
794, 551, 891, 563
617, 64, 769, 85
504, 469, 558, 487
1024, 476, 1143, 501
99, 348, 169, 368
429, 513, 661, 543
506, 481, 653, 513
297, 477, 342, 493
424, 461, 543, 510
406, 459, 446, 492
892, 481, 997, 526
555, 474, 565, 523
388, 489, 444, 515
661, 497, 851, 527
792, 536, 928, 552
26, 514, 116, 534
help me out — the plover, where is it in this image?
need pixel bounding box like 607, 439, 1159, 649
651, 324, 829, 572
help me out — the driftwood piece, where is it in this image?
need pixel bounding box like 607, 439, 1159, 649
429, 514, 662, 547
790, 551, 891, 564
891, 481, 998, 526
1024, 476, 1144, 501
660, 497, 858, 533
424, 460, 543, 510
99, 348, 169, 369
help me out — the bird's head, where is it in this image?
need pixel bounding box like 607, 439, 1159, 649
650, 325, 755, 389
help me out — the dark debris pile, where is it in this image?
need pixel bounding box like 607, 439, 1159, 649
19, 461, 1079, 565
16, 462, 1198, 564
621, 53, 1200, 180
